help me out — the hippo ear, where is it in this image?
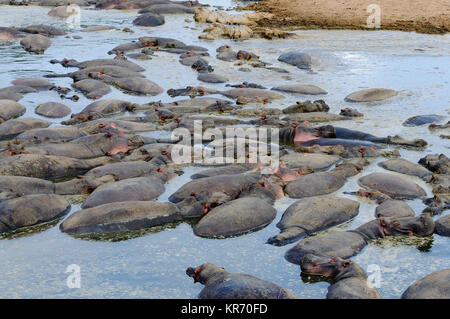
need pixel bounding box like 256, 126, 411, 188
341, 261, 350, 269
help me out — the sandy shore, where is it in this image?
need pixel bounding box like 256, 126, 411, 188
245, 0, 450, 34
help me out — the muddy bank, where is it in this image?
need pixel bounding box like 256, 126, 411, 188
245, 0, 450, 34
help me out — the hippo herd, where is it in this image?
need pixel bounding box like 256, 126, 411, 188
0, 0, 449, 299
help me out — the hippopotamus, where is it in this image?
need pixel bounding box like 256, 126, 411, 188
0, 118, 51, 139
193, 197, 276, 238
358, 172, 427, 199
0, 100, 26, 122
191, 59, 214, 73
0, 89, 23, 101
353, 214, 435, 240
138, 36, 186, 49
60, 201, 182, 235
0, 154, 113, 180
147, 98, 233, 114
374, 200, 415, 218
300, 254, 382, 299
81, 176, 166, 209
51, 58, 145, 72
429, 120, 450, 131
272, 84, 327, 95
403, 114, 447, 127
18, 25, 66, 37
11, 78, 53, 91
435, 215, 450, 237
226, 82, 266, 89
0, 176, 55, 197
267, 196, 360, 245
132, 13, 165, 27
282, 112, 350, 123
0, 194, 70, 234
46, 65, 144, 82
429, 174, 450, 195
20, 34, 52, 54
167, 86, 213, 98
169, 172, 262, 205
220, 88, 284, 102
279, 152, 339, 170
418, 154, 449, 175
186, 263, 298, 299
71, 79, 111, 99
401, 269, 450, 299
179, 55, 208, 67
35, 102, 71, 118
282, 100, 329, 113
191, 164, 253, 179
88, 73, 163, 96
345, 88, 398, 102
16, 132, 142, 159
62, 99, 138, 125
340, 108, 363, 117
277, 52, 312, 70
380, 158, 433, 182
422, 195, 450, 215
13, 126, 86, 144
284, 162, 362, 199
139, 3, 196, 14
197, 73, 228, 84
0, 27, 25, 42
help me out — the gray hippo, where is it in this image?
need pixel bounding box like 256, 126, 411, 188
0, 118, 51, 139
0, 154, 113, 179
0, 27, 25, 41
46, 65, 144, 82
419, 154, 449, 175
435, 215, 450, 237
88, 72, 163, 96
60, 201, 182, 235
193, 197, 276, 238
0, 194, 70, 234
0, 100, 26, 122
20, 34, 52, 54
19, 25, 66, 36
267, 196, 360, 245
380, 158, 433, 182
51, 58, 145, 72
358, 172, 427, 199
345, 88, 397, 102
71, 79, 112, 99
401, 269, 450, 299
300, 254, 382, 299
0, 176, 55, 197
403, 114, 446, 127
277, 52, 312, 70
186, 263, 298, 299
35, 102, 71, 118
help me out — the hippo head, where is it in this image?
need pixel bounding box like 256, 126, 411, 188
186, 263, 227, 285
300, 254, 350, 278
300, 254, 366, 281
383, 214, 435, 237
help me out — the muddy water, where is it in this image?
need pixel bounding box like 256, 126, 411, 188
0, 2, 449, 298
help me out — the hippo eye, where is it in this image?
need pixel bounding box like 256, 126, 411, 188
342, 262, 350, 268
330, 257, 338, 263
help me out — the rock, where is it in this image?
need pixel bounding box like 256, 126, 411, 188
0, 194, 70, 234
20, 34, 52, 53
403, 114, 446, 127
272, 84, 327, 95
375, 200, 415, 218
199, 24, 253, 40
81, 177, 165, 209
345, 88, 397, 102
0, 100, 26, 122
133, 13, 165, 27
285, 230, 367, 265
435, 215, 450, 237
358, 172, 426, 199
60, 201, 182, 235
186, 263, 298, 299
401, 269, 450, 299
380, 158, 433, 182
0, 118, 51, 139
11, 78, 53, 90
194, 197, 276, 238
278, 52, 312, 69
194, 7, 255, 25
268, 196, 360, 245
35, 102, 71, 118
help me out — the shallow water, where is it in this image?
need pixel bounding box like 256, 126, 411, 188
0, 2, 449, 298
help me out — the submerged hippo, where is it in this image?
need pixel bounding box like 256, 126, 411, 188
272, 85, 327, 95
194, 197, 276, 238
0, 194, 70, 234
300, 254, 382, 299
277, 52, 312, 70
374, 200, 415, 218
435, 215, 450, 237
20, 34, 52, 54
60, 201, 182, 235
52, 58, 145, 72
403, 114, 446, 127
81, 176, 166, 208
401, 269, 450, 299
0, 175, 55, 196
0, 99, 26, 122
268, 196, 360, 245
0, 154, 113, 179
46, 65, 144, 82
345, 88, 397, 102
380, 158, 434, 182
71, 79, 112, 99
0, 27, 25, 41
89, 73, 163, 96
19, 25, 66, 36
35, 102, 71, 118
358, 172, 427, 199
418, 154, 449, 175
0, 117, 51, 139
186, 263, 298, 299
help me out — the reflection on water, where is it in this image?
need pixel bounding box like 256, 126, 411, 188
0, 3, 449, 298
